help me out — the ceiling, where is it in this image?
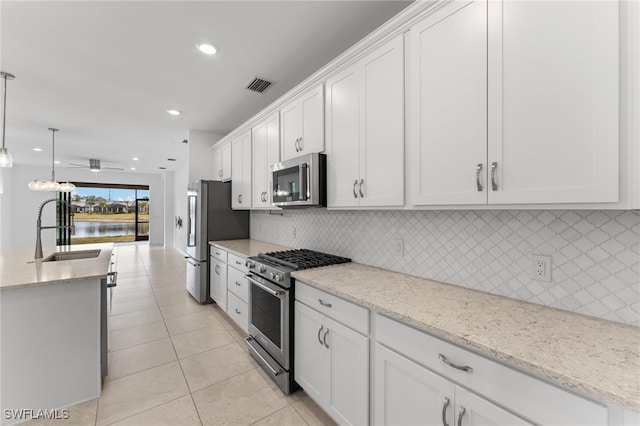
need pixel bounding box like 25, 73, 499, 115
0, 1, 411, 175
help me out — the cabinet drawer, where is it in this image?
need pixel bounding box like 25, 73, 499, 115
210, 246, 227, 263
228, 253, 248, 274
376, 314, 607, 426
227, 266, 249, 302
296, 282, 368, 335
227, 291, 248, 333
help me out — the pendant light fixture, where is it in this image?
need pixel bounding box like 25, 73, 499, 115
28, 128, 76, 192
0, 71, 15, 168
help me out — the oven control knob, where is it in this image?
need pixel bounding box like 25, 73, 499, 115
259, 266, 267, 274
270, 273, 281, 282
246, 261, 255, 269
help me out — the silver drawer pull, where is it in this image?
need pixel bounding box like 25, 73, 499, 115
353, 180, 358, 198
235, 308, 241, 314
235, 260, 242, 265
235, 281, 241, 286
490, 161, 498, 191
439, 354, 473, 373
358, 179, 364, 198
318, 298, 332, 308
442, 397, 450, 426
476, 163, 483, 192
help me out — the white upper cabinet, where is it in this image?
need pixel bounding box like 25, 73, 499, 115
410, 1, 488, 205
212, 141, 232, 182
487, 0, 619, 204
410, 0, 620, 206
252, 112, 280, 209
326, 34, 404, 208
231, 130, 252, 209
280, 85, 325, 162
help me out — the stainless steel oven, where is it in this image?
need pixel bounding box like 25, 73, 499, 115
247, 273, 290, 370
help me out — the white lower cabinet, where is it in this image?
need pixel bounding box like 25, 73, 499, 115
209, 256, 227, 311
226, 253, 249, 332
375, 343, 531, 426
294, 289, 369, 425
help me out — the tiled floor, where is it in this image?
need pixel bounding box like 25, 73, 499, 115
26, 244, 335, 426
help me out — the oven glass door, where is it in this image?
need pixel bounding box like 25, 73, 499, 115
247, 274, 289, 369
272, 163, 308, 204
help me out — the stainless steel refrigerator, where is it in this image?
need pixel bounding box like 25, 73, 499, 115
185, 180, 249, 303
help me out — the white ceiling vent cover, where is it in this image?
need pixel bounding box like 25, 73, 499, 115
246, 76, 272, 93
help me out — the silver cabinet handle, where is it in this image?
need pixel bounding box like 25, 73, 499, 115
439, 354, 473, 373
457, 407, 466, 426
299, 136, 303, 151
295, 138, 300, 152
490, 161, 498, 191
476, 163, 483, 192
317, 325, 324, 346
219, 170, 223, 178
353, 180, 358, 198
235, 260, 242, 265
215, 251, 221, 256
359, 179, 364, 198
318, 298, 332, 308
235, 308, 241, 314
214, 264, 220, 275
442, 397, 450, 426
238, 194, 242, 204
323, 328, 330, 349
235, 281, 241, 286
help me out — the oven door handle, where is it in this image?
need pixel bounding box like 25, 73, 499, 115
246, 275, 283, 298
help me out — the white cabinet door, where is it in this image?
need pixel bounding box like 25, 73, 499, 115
299, 85, 324, 156
280, 85, 324, 162
231, 130, 252, 209
252, 113, 280, 209
326, 65, 361, 208
410, 1, 487, 205
455, 387, 532, 426
212, 146, 223, 182
294, 301, 329, 404
220, 141, 231, 182
326, 317, 369, 426
360, 33, 404, 207
209, 258, 227, 311
374, 343, 454, 426
487, 0, 619, 204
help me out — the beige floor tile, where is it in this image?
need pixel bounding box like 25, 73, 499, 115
219, 314, 250, 343
23, 398, 98, 426
113, 288, 156, 303
164, 310, 221, 336
96, 362, 189, 426
180, 342, 256, 392
107, 338, 177, 381
171, 324, 235, 359
291, 392, 336, 426
110, 395, 201, 426
113, 281, 152, 294
109, 320, 168, 351
252, 405, 307, 426
155, 290, 195, 307
109, 308, 163, 331
192, 369, 289, 426
159, 299, 211, 320
110, 297, 158, 316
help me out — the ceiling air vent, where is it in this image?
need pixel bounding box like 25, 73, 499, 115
246, 76, 272, 93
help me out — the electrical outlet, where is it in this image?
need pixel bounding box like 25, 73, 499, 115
393, 239, 404, 257
531, 254, 551, 282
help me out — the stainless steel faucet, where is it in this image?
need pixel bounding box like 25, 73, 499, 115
35, 198, 75, 259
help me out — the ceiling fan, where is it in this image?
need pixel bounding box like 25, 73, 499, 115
68, 159, 124, 172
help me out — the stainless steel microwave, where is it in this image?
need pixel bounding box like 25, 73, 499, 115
271, 153, 326, 208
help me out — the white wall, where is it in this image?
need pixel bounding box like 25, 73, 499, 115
0, 165, 165, 249
187, 130, 221, 182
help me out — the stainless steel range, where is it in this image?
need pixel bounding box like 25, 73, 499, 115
244, 249, 351, 394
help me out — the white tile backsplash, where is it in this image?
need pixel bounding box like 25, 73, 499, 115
250, 209, 640, 326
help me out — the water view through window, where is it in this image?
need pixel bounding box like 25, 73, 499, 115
68, 184, 149, 244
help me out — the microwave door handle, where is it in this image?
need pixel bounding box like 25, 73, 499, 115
299, 163, 308, 201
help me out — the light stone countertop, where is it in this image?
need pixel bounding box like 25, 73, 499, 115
0, 243, 114, 290
292, 262, 640, 411
209, 239, 292, 259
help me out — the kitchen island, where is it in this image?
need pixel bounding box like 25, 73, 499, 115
0, 244, 113, 426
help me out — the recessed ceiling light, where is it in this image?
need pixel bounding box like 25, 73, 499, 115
132, 157, 139, 161
197, 43, 217, 55
166, 109, 181, 116
33, 147, 43, 152
54, 160, 61, 164
130, 167, 136, 171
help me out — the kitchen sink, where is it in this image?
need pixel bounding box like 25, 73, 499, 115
42, 249, 102, 262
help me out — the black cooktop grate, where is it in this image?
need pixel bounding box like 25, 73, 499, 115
258, 249, 351, 271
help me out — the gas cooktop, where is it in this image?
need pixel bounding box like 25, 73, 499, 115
257, 249, 351, 271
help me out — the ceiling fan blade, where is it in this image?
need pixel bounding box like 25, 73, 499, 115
102, 166, 125, 171
68, 163, 89, 168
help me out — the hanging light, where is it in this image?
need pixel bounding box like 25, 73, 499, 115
28, 128, 76, 192
0, 71, 15, 168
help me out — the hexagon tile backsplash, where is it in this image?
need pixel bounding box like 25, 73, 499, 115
250, 209, 640, 326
